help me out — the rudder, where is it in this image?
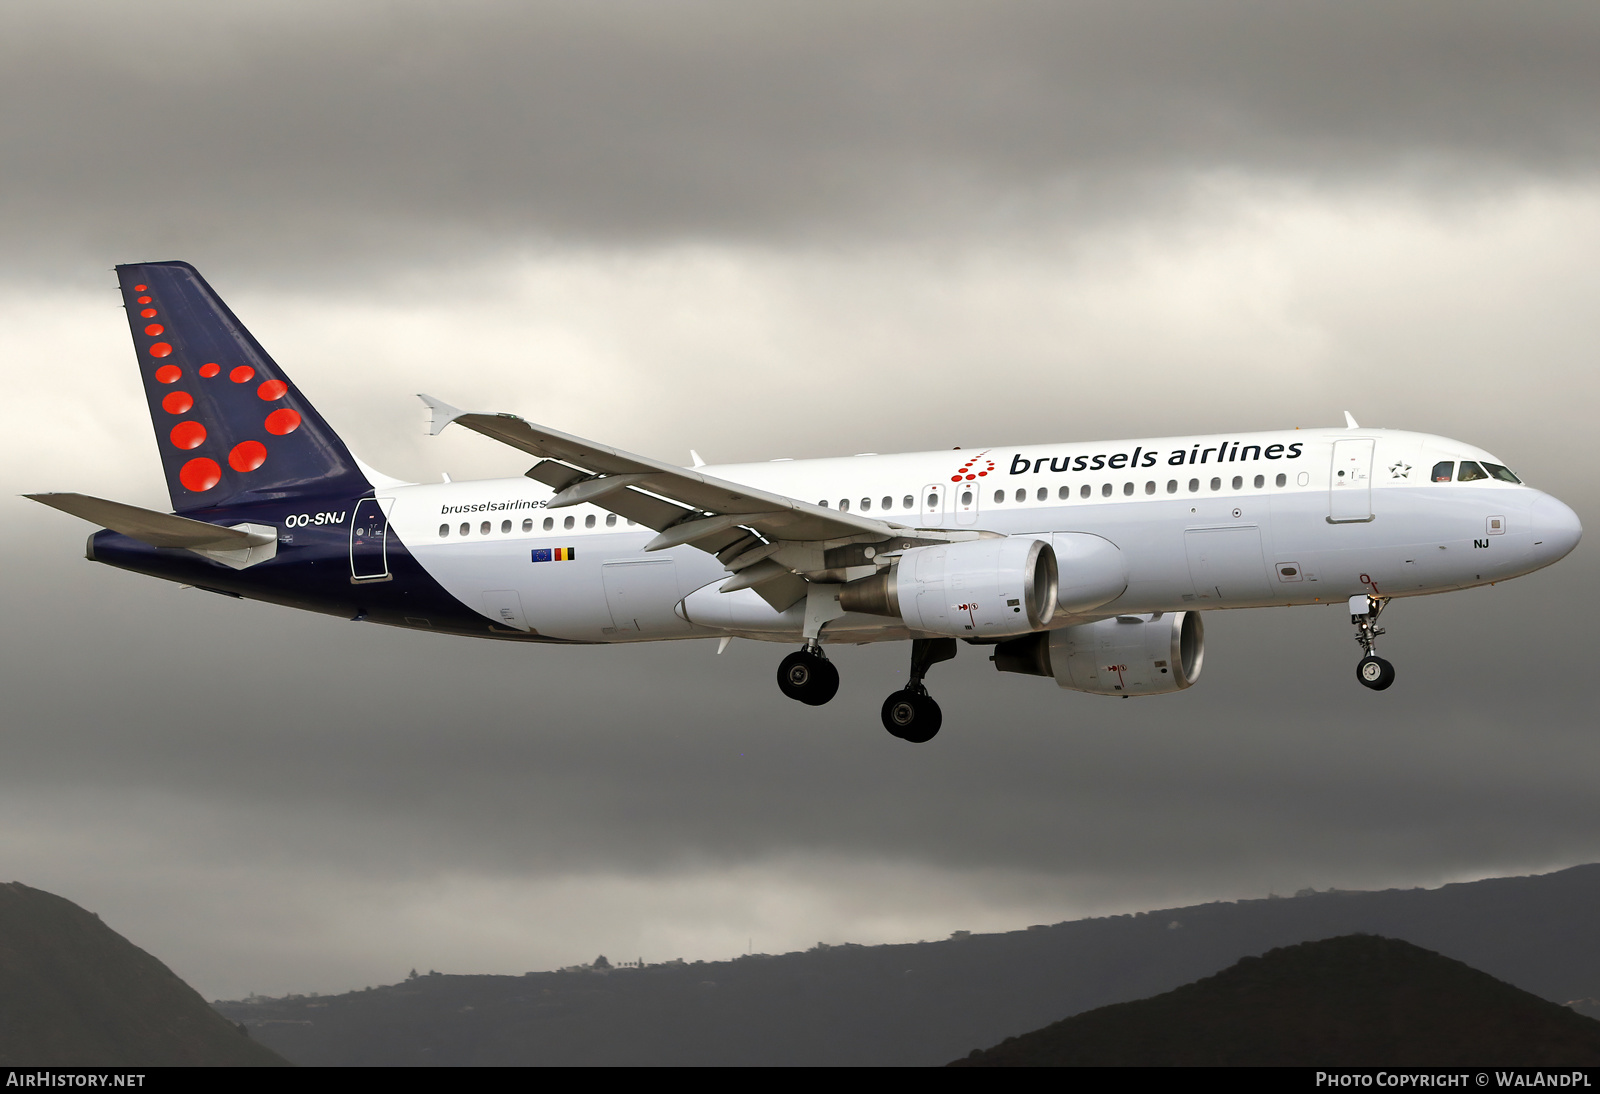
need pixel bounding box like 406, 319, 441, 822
118, 262, 370, 514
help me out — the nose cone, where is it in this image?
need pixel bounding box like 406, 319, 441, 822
1530, 492, 1582, 565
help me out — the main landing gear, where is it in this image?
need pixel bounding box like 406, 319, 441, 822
1350, 594, 1396, 691
777, 643, 839, 706
881, 638, 957, 744
774, 636, 956, 743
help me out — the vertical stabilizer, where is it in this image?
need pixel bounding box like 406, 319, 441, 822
116, 262, 370, 513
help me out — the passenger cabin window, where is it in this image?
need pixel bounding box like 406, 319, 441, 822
1167, 480, 1178, 494
585, 514, 596, 528
439, 524, 449, 537
563, 516, 575, 530
1080, 485, 1091, 499
1188, 479, 1199, 493
1253, 475, 1264, 488
1210, 477, 1221, 491
480, 521, 491, 535
1015, 488, 1026, 503
818, 500, 829, 507
459, 523, 469, 536
925, 493, 937, 508
1122, 482, 1133, 496
902, 495, 914, 509
606, 513, 617, 526
882, 496, 892, 510
961, 489, 973, 505
1144, 481, 1155, 495
1059, 486, 1071, 500
501, 520, 512, 533
1457, 461, 1488, 482
1101, 483, 1112, 497
839, 499, 850, 511
1432, 461, 1454, 482
860, 498, 871, 511
543, 517, 554, 531
1037, 487, 1047, 502
1483, 462, 1521, 483
1231, 475, 1243, 490
522, 518, 534, 532
994, 490, 1004, 504
1275, 473, 1287, 487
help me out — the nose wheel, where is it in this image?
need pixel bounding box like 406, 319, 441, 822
1350, 594, 1396, 691
777, 646, 839, 706
881, 638, 956, 743
1357, 655, 1395, 690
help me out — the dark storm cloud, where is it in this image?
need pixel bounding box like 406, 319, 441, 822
6, 0, 1600, 275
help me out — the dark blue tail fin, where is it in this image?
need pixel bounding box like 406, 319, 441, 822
118, 261, 370, 514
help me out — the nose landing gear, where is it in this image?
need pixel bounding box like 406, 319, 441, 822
777, 643, 839, 706
882, 637, 957, 743
1350, 594, 1395, 691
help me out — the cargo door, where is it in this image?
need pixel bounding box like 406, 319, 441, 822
1184, 526, 1271, 604
602, 559, 693, 637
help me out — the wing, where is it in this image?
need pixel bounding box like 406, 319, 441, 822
419, 395, 925, 611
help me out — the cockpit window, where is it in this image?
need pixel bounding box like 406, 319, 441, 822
1457, 461, 1488, 482
1431, 461, 1454, 483
1482, 462, 1521, 483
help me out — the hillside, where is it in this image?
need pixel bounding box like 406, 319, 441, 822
0, 882, 287, 1067
217, 863, 1600, 1066
953, 934, 1600, 1066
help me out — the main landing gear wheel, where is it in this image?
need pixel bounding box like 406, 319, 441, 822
1356, 655, 1395, 691
777, 649, 839, 706
882, 689, 942, 743
880, 637, 957, 743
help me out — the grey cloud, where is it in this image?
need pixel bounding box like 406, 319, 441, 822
5, 1, 1600, 278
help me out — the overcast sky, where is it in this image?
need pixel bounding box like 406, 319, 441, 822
2, 0, 1598, 1000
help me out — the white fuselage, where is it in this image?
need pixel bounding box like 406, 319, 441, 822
377, 427, 1578, 644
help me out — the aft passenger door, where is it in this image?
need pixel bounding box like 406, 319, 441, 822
1330, 439, 1375, 523
350, 497, 393, 582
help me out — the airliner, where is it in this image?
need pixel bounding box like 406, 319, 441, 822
28, 262, 1583, 742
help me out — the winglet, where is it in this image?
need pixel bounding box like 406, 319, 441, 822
690, 450, 706, 469
1343, 411, 1360, 429
417, 394, 467, 436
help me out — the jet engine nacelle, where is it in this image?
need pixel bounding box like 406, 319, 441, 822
840, 537, 1058, 639
991, 612, 1204, 696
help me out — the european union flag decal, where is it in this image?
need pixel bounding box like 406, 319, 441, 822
532, 547, 575, 563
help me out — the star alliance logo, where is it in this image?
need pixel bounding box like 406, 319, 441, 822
1389, 461, 1412, 479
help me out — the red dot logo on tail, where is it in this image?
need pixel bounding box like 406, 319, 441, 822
179, 458, 221, 492
229, 441, 267, 472
170, 421, 207, 450
144, 324, 164, 336
149, 342, 173, 358
154, 365, 181, 384
265, 409, 301, 435
257, 379, 287, 400
140, 308, 157, 319
133, 284, 147, 291
137, 296, 151, 305
199, 362, 220, 378
161, 391, 193, 415
230, 366, 255, 383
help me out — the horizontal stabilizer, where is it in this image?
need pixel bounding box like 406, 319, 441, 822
25, 493, 274, 550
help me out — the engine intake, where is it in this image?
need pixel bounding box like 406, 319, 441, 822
992, 612, 1204, 696
839, 537, 1058, 639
